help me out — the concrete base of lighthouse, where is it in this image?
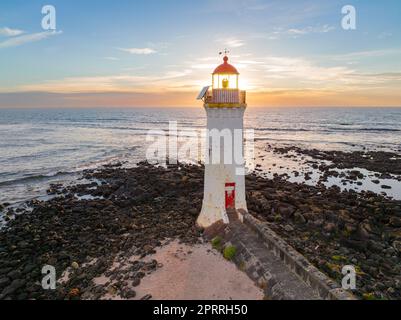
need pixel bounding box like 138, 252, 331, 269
197, 106, 248, 229
197, 171, 248, 228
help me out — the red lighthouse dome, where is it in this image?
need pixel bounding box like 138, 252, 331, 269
196, 53, 246, 106
213, 56, 239, 75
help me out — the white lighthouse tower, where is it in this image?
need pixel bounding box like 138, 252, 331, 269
196, 54, 248, 228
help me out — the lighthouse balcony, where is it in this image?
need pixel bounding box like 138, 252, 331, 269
205, 89, 246, 107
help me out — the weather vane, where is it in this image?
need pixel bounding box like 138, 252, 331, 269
219, 48, 230, 56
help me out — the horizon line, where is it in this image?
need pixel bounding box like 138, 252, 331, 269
1, 105, 401, 109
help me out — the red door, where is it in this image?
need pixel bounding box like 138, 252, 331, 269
225, 183, 236, 210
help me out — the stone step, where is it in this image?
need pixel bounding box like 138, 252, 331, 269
223, 221, 321, 300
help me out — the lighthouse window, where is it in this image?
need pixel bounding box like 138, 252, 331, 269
213, 74, 239, 89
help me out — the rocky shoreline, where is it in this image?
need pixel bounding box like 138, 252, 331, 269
247, 173, 401, 300
271, 145, 401, 180
0, 162, 202, 300
0, 160, 400, 300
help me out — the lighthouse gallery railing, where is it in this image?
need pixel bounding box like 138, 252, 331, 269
205, 89, 246, 105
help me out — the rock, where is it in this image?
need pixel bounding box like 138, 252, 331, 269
284, 225, 294, 232
125, 289, 136, 299
107, 286, 117, 296
381, 185, 392, 190
279, 204, 296, 218
294, 212, 306, 224
393, 241, 401, 253
1, 160, 400, 301
323, 223, 336, 233
389, 217, 401, 228
0, 277, 10, 289
132, 278, 141, 287
143, 245, 154, 253
303, 212, 317, 222
341, 239, 367, 252
368, 240, 384, 253
356, 223, 371, 240
22, 264, 35, 274
310, 205, 323, 214
1, 279, 25, 296
17, 292, 28, 300
7, 270, 21, 280
68, 288, 80, 298
71, 262, 79, 269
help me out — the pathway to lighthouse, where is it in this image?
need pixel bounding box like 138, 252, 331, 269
203, 212, 354, 300
221, 219, 320, 300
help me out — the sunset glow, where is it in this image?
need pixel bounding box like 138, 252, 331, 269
0, 0, 400, 107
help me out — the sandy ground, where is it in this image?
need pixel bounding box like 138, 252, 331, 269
95, 240, 264, 300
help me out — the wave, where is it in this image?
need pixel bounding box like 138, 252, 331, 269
0, 147, 83, 163
0, 146, 141, 187
254, 137, 398, 149
357, 128, 400, 132
255, 128, 311, 132
0, 171, 75, 187
53, 124, 203, 133
327, 127, 400, 132
255, 127, 400, 133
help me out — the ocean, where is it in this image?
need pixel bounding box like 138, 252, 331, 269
1, 107, 401, 205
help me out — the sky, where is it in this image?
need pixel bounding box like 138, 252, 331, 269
0, 0, 400, 108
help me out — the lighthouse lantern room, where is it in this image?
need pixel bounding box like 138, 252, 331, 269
196, 54, 248, 229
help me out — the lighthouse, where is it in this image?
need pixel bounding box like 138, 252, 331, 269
196, 54, 248, 228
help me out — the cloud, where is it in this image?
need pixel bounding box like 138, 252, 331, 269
253, 24, 335, 40
0, 91, 202, 108
104, 57, 119, 61
349, 72, 401, 84
247, 4, 271, 11
0, 27, 25, 37
241, 54, 401, 93
3, 47, 399, 104
328, 48, 401, 60
286, 24, 335, 36
217, 37, 245, 48
0, 30, 62, 49
187, 53, 399, 92
191, 64, 216, 70
13, 69, 194, 94
261, 56, 353, 82
119, 47, 157, 55
225, 39, 245, 48
378, 32, 392, 40
146, 41, 170, 49
207, 0, 336, 26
